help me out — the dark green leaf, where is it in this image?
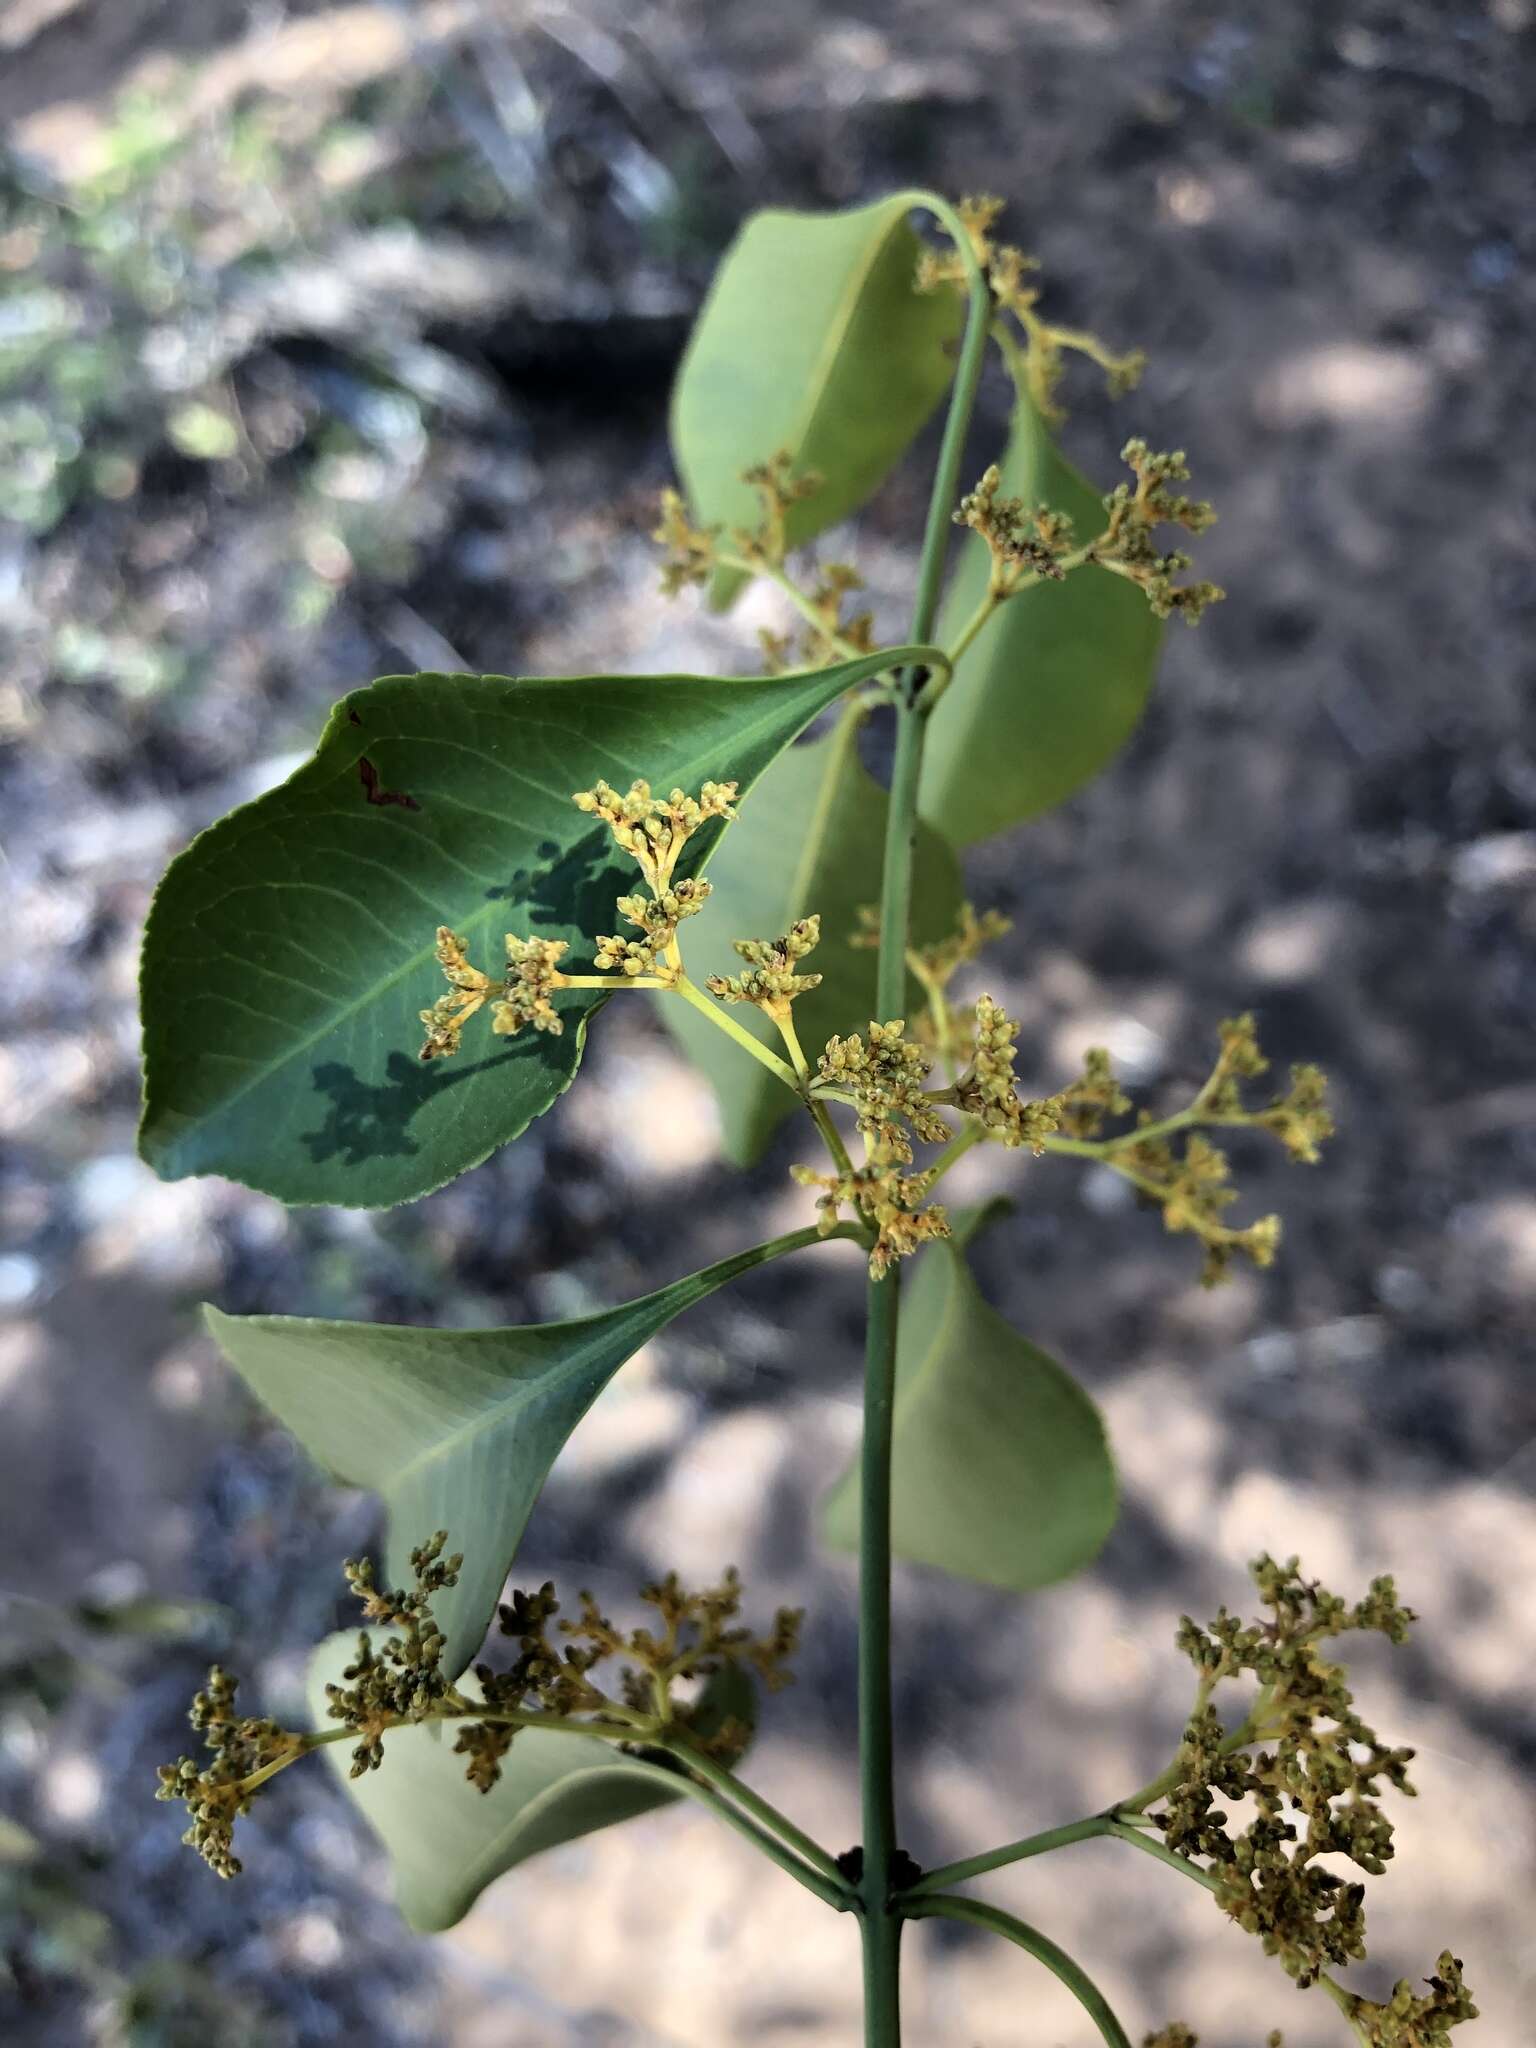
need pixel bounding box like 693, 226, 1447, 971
139, 651, 921, 1206
823, 1205, 1117, 1590
305, 1644, 753, 1933
661, 708, 963, 1163
672, 197, 963, 608
919, 396, 1163, 847
206, 1231, 826, 1680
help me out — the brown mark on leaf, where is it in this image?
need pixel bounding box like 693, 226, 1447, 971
358, 757, 421, 811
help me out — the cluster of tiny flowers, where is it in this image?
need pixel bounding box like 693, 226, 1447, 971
794, 1017, 955, 1273
1133, 1133, 1283, 1286
954, 464, 1078, 593
916, 193, 1145, 421
419, 926, 572, 1058
160, 1534, 801, 1871
949, 444, 1221, 632
654, 456, 873, 674
1056, 1045, 1133, 1137
652, 486, 719, 596
576, 778, 737, 975
157, 1535, 464, 1878
708, 916, 824, 1012
324, 1532, 464, 1776
419, 781, 738, 1058
1344, 1955, 1478, 2048
456, 1568, 801, 1792
951, 995, 1065, 1150
1143, 2030, 1282, 2048
154, 1666, 298, 1879
817, 1019, 952, 1162
596, 878, 713, 977
852, 900, 1017, 1076
793, 1155, 950, 1281
1053, 1018, 1333, 1286
1150, 1555, 1473, 2026
758, 561, 875, 674
905, 902, 1013, 989
732, 450, 822, 570
1092, 439, 1224, 623
574, 778, 738, 895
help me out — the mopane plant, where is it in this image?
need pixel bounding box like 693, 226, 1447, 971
138, 193, 1475, 2047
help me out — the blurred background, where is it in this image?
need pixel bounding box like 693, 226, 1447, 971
2, 2, 1534, 2043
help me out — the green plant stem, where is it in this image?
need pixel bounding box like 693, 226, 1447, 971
661, 1737, 848, 1890
1107, 1816, 1222, 1893
810, 1097, 858, 1179
666, 1769, 852, 1911
560, 974, 670, 991
715, 551, 866, 663
855, 700, 926, 2042
903, 1814, 1117, 1897
858, 1267, 903, 2026
895, 194, 994, 654
847, 189, 993, 2048
670, 973, 799, 1089
775, 1007, 858, 1179
926, 1120, 986, 1186
901, 1896, 1132, 2048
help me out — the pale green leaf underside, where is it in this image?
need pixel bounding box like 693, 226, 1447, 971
824, 1212, 1117, 1590
671, 196, 963, 609
920, 395, 1164, 847
206, 1232, 825, 1681
305, 1640, 752, 1933
139, 652, 920, 1207
661, 711, 963, 1163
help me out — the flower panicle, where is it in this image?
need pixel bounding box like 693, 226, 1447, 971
916, 194, 1145, 422
1143, 1554, 1473, 2034
1054, 1016, 1334, 1286
418, 778, 740, 1058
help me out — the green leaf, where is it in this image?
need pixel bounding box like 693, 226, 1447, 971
304, 1643, 753, 1933
919, 395, 1164, 847
139, 649, 923, 1207
661, 708, 963, 1163
205, 1230, 828, 1681
672, 196, 963, 608
823, 1205, 1117, 1591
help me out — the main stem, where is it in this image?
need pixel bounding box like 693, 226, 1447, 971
857, 194, 992, 2048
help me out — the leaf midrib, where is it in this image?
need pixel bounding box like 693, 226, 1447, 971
382, 1321, 618, 1491
785, 199, 911, 492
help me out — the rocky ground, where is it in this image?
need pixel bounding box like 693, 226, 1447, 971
2, 3, 1534, 2044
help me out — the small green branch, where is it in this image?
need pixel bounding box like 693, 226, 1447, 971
670, 973, 800, 1090
279, 1704, 853, 1913
1106, 1816, 1223, 1896
894, 191, 995, 654
715, 551, 867, 665
663, 1763, 853, 1911
771, 1008, 855, 1178
902, 1813, 1116, 1897
925, 1120, 986, 1186
662, 1735, 849, 1893
809, 1096, 858, 1180
560, 974, 671, 992
901, 1895, 1132, 2048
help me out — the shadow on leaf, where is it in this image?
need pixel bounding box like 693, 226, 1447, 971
303, 1046, 526, 1168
